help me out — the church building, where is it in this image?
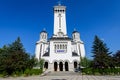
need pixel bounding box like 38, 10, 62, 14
35, 3, 85, 71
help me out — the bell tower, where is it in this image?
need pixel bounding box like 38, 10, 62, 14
53, 3, 67, 37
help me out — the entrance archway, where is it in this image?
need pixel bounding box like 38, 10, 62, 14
74, 61, 77, 68
44, 62, 48, 69
59, 62, 63, 71
54, 62, 58, 71
65, 62, 69, 71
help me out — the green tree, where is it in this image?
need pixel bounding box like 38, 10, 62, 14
9, 37, 30, 72
0, 37, 30, 75
0, 45, 10, 75
92, 35, 112, 69
113, 50, 120, 67
9, 37, 25, 52
80, 57, 92, 68
39, 59, 44, 70
27, 55, 37, 69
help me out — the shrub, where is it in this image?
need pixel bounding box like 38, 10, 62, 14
23, 69, 43, 76
82, 68, 120, 75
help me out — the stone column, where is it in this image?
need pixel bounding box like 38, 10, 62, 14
48, 63, 54, 71
58, 63, 59, 71
63, 63, 65, 71
69, 63, 74, 71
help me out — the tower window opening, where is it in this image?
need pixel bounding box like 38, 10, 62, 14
59, 29, 61, 32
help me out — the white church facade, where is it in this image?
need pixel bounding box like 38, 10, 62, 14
35, 4, 85, 71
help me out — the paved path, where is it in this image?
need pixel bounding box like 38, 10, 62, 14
0, 71, 120, 80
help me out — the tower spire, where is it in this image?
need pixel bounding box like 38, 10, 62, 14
53, 1, 67, 37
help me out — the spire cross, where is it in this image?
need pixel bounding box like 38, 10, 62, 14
58, 0, 61, 6
43, 28, 46, 31
74, 28, 76, 31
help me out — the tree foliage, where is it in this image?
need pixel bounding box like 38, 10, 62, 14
80, 57, 92, 68
92, 35, 112, 69
0, 37, 36, 75
39, 59, 44, 70
113, 50, 120, 67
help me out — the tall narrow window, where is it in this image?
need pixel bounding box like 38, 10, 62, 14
62, 44, 64, 49
57, 44, 59, 49
55, 45, 56, 49
60, 45, 62, 49
65, 45, 67, 49
74, 34, 75, 39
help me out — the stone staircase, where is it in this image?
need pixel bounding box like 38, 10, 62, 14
45, 71, 81, 76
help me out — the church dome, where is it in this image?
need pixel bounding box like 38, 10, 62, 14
72, 29, 79, 34
40, 30, 47, 33
39, 30, 48, 42
72, 31, 79, 34
72, 29, 80, 42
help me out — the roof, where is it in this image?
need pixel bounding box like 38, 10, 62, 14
43, 52, 49, 56
72, 52, 79, 56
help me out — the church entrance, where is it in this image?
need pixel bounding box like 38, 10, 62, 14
44, 62, 48, 69
74, 61, 77, 68
65, 62, 69, 71
59, 62, 63, 71
54, 62, 58, 71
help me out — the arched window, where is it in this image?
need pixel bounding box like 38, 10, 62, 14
63, 45, 65, 49
74, 34, 75, 39
41, 34, 44, 39
65, 45, 67, 49
57, 44, 59, 49
60, 44, 62, 49
74, 61, 77, 68
55, 45, 56, 49
44, 34, 46, 39
44, 62, 48, 69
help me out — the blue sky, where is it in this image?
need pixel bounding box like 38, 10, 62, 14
0, 0, 120, 59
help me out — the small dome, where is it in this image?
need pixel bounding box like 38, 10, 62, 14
40, 30, 47, 34
72, 31, 79, 34
72, 28, 79, 34
41, 31, 47, 33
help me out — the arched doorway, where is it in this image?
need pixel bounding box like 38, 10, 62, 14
44, 62, 48, 69
74, 61, 77, 68
59, 62, 63, 71
54, 62, 58, 71
65, 62, 69, 71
